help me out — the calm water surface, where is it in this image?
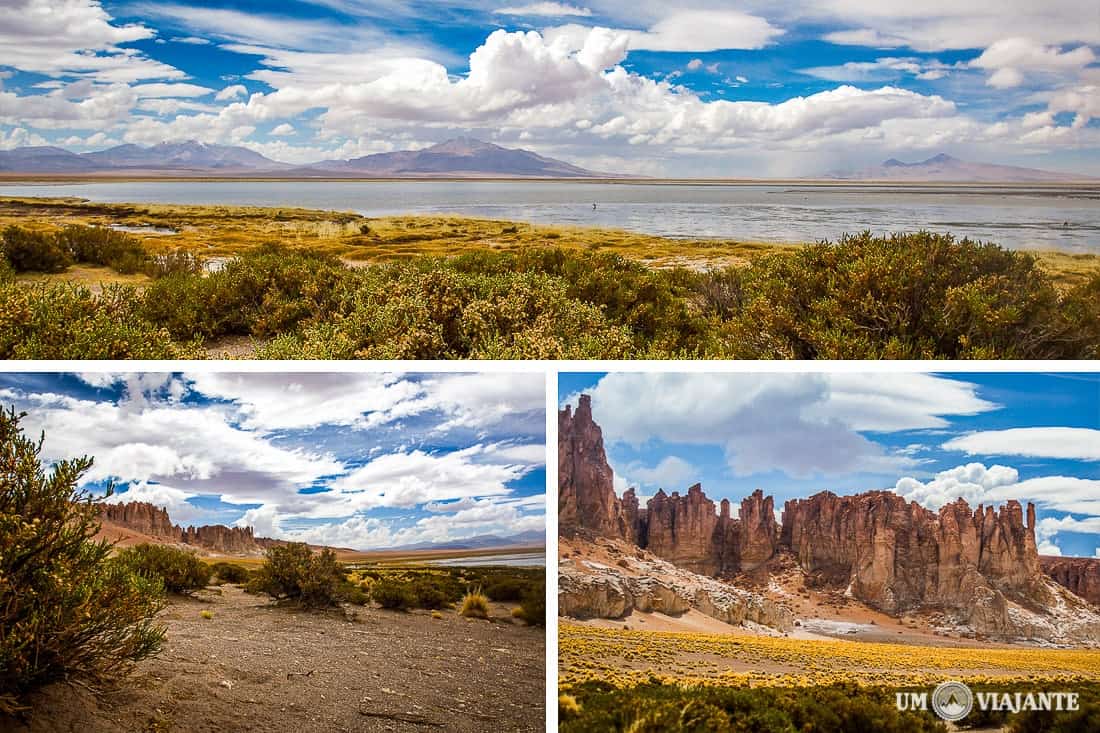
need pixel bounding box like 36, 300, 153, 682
2, 180, 1098, 252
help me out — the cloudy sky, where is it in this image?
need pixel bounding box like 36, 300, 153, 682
560, 372, 1100, 558
0, 372, 546, 550
1, 0, 1098, 175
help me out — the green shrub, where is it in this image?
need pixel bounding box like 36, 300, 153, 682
257, 263, 636, 359
561, 682, 946, 733
515, 581, 545, 626
410, 578, 451, 610
371, 578, 414, 610
141, 244, 346, 341
249, 543, 345, 608
55, 225, 146, 273
1, 226, 72, 273
0, 282, 199, 359
0, 408, 165, 715
341, 582, 370, 605
723, 231, 1079, 359
210, 562, 250, 585
116, 544, 212, 594
484, 577, 529, 602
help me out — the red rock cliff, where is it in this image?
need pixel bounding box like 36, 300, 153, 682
182, 524, 258, 554
1042, 556, 1100, 606
100, 501, 178, 540
100, 500, 261, 555
780, 491, 1045, 615
558, 395, 633, 541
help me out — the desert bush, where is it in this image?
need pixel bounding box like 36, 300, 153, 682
459, 588, 490, 619
484, 577, 529, 602
210, 562, 250, 585
1055, 270, 1100, 359
116, 544, 212, 594
0, 408, 165, 715
257, 263, 636, 359
1, 226, 72, 273
141, 244, 346, 340
371, 578, 414, 610
56, 225, 146, 273
723, 231, 1080, 359
0, 231, 1094, 361
410, 578, 452, 610
341, 583, 370, 605
249, 543, 345, 608
515, 581, 545, 626
560, 682, 946, 733
0, 282, 199, 359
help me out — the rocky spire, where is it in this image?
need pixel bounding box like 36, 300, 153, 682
557, 395, 632, 540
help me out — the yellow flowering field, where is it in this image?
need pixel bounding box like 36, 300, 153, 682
558, 622, 1100, 691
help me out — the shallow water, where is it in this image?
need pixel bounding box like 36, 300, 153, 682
3, 180, 1098, 252
423, 552, 545, 567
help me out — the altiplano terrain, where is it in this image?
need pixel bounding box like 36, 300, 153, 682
14, 585, 544, 733
558, 391, 1100, 702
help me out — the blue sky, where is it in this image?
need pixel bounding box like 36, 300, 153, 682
0, 372, 546, 550
560, 372, 1100, 558
1, 1, 1098, 175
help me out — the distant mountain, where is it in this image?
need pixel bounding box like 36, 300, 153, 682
0, 145, 104, 172
301, 137, 606, 177
0, 139, 285, 174
83, 140, 287, 170
386, 530, 546, 552
827, 153, 1095, 182
0, 137, 613, 178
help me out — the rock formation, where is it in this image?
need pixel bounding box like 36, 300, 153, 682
181, 524, 258, 555
99, 500, 262, 555
559, 395, 1100, 642
1042, 556, 1100, 607
558, 395, 633, 541
641, 484, 722, 574
559, 536, 794, 632
100, 501, 178, 540
780, 491, 1052, 629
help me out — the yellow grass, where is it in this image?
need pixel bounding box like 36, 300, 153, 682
558, 623, 1100, 691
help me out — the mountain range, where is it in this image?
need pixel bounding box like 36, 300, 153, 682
0, 138, 606, 178
3, 141, 1092, 181
826, 153, 1095, 182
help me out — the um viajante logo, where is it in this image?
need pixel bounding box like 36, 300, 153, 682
897, 681, 1081, 721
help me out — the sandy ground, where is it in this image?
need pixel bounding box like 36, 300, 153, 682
9, 586, 545, 733
202, 335, 264, 359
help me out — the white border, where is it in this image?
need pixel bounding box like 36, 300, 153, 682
7, 358, 1097, 374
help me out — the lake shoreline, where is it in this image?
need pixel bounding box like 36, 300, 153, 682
2, 179, 1097, 253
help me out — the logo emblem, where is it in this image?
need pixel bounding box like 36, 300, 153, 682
931, 681, 973, 721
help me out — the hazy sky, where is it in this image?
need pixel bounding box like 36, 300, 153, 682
0, 372, 546, 550
1, 0, 1098, 175
560, 372, 1100, 558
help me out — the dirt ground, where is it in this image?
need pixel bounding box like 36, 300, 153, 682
10, 586, 545, 733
